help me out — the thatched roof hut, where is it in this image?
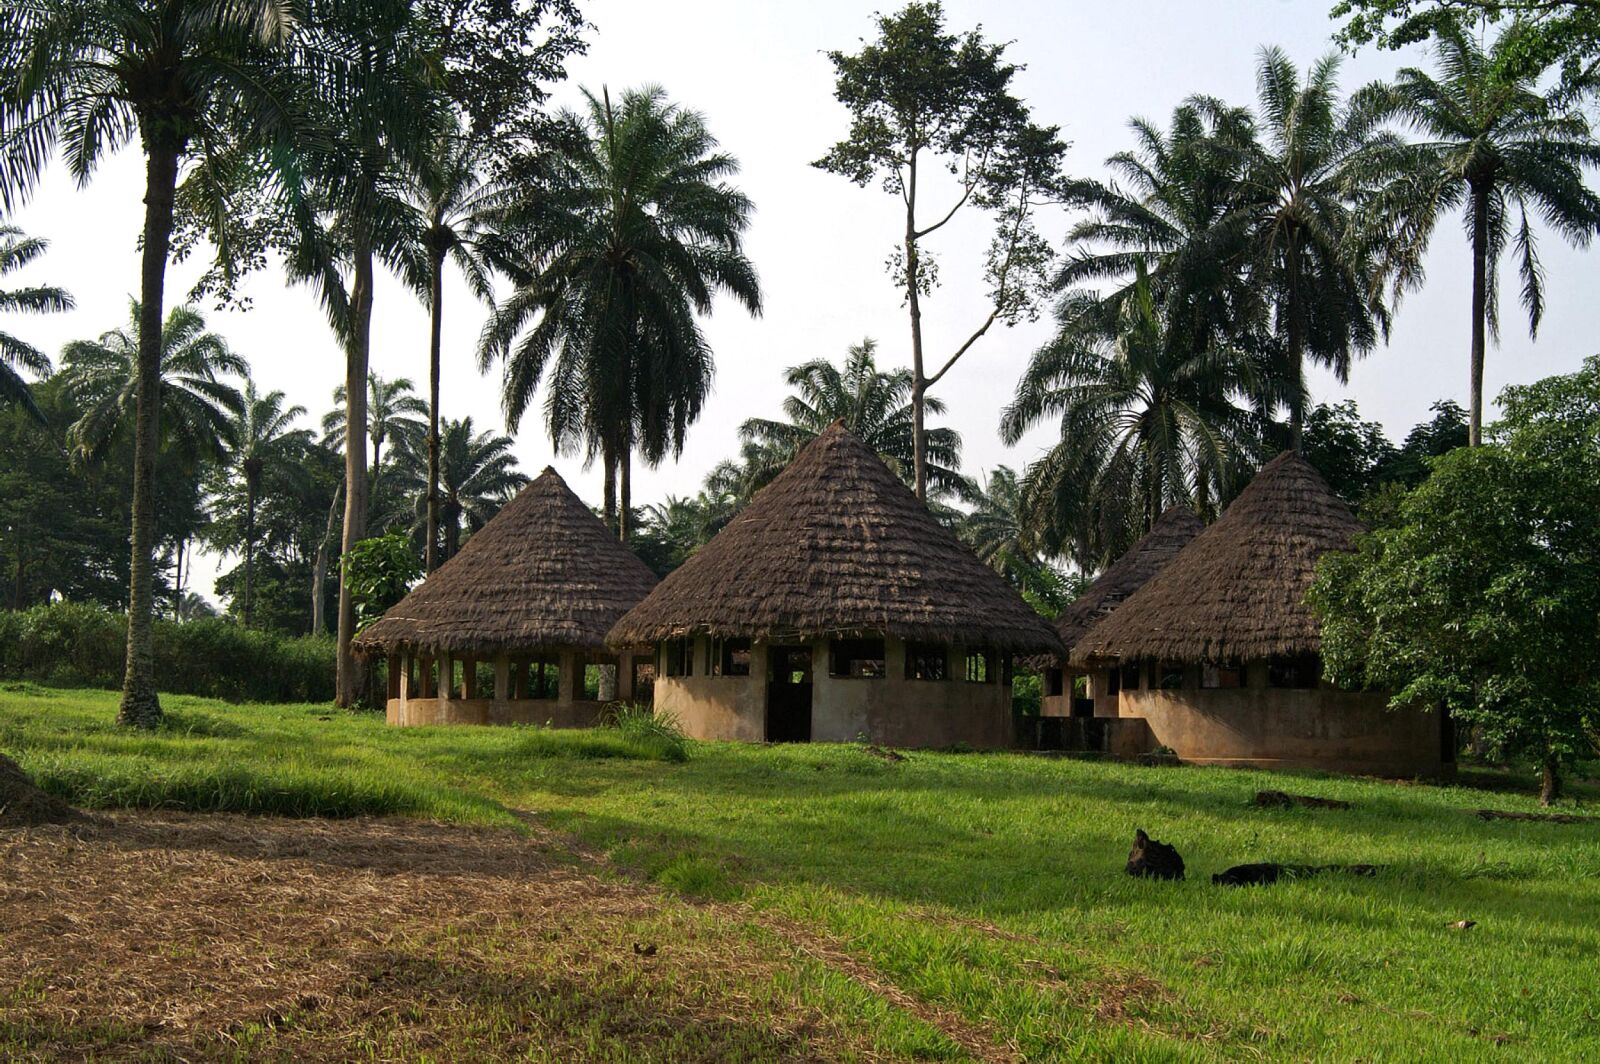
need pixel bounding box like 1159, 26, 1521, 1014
1031, 506, 1202, 670
1072, 451, 1362, 666
608, 421, 1063, 656
355, 467, 658, 658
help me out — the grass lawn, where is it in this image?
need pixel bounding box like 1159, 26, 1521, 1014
4, 684, 1599, 1061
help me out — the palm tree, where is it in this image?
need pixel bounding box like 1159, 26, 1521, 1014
402, 126, 512, 573
0, 0, 297, 727
277, 4, 440, 707
0, 225, 73, 421
1234, 48, 1393, 448
60, 302, 246, 468
321, 372, 428, 493
221, 382, 310, 626
958, 465, 1077, 615
739, 338, 976, 501
481, 85, 762, 540
1002, 264, 1257, 569
1370, 25, 1600, 446
380, 417, 525, 561
1057, 99, 1261, 368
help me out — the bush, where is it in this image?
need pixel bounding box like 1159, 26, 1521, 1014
601, 702, 690, 762
0, 603, 337, 703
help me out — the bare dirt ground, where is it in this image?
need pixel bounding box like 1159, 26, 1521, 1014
0, 811, 969, 1062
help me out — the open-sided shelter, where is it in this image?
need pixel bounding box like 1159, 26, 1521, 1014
607, 422, 1065, 748
354, 467, 659, 727
1071, 451, 1447, 776
1034, 506, 1202, 718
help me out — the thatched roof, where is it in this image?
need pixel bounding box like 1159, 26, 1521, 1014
1071, 451, 1363, 665
607, 422, 1064, 654
1026, 506, 1202, 670
353, 467, 657, 657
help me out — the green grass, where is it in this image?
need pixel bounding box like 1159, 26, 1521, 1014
5, 684, 1600, 1060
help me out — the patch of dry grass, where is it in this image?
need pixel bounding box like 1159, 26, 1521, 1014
0, 813, 963, 1062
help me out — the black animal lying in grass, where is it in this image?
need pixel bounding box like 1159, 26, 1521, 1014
1125, 828, 1185, 880
1211, 862, 1379, 887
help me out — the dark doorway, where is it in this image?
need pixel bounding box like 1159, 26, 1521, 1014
766, 644, 813, 742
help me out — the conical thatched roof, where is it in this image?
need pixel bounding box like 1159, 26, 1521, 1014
1071, 451, 1362, 665
353, 467, 657, 657
1025, 506, 1202, 670
607, 423, 1064, 654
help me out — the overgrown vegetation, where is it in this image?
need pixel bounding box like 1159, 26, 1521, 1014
4, 689, 1599, 1059
0, 602, 336, 703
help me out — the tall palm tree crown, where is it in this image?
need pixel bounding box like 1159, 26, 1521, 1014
738, 338, 975, 503
60, 301, 246, 468
1368, 24, 1600, 445
215, 381, 310, 626
0, 225, 73, 421
480, 84, 762, 538
1057, 99, 1261, 367
1003, 264, 1258, 569
322, 372, 428, 489
379, 416, 526, 562
1234, 48, 1393, 446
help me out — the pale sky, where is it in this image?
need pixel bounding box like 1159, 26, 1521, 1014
8, 0, 1600, 604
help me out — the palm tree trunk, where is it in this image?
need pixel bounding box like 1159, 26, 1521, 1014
905, 152, 928, 502
619, 448, 632, 542
118, 143, 181, 730
312, 482, 342, 635
173, 538, 185, 621
425, 247, 445, 573
243, 481, 257, 628
336, 231, 375, 708
601, 441, 618, 531
1469, 180, 1490, 448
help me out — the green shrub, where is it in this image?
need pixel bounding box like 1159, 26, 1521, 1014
602, 702, 690, 762
0, 603, 336, 703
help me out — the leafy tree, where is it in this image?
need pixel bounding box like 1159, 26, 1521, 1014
816, 1, 1069, 500
0, 378, 128, 608
343, 531, 422, 629
1002, 264, 1258, 569
1301, 400, 1399, 502
1333, 0, 1600, 98
738, 338, 975, 502
1235, 48, 1392, 447
1312, 357, 1600, 803
1373, 398, 1469, 487
212, 382, 310, 626
0, 224, 72, 421
60, 302, 245, 467
482, 85, 761, 539
1366, 24, 1600, 445
0, 0, 299, 725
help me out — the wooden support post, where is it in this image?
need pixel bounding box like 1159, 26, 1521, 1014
439, 655, 452, 702
494, 655, 509, 702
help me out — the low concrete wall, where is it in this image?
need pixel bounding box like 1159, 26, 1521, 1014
386, 646, 643, 729
652, 634, 1013, 749
1116, 662, 1443, 777
386, 697, 606, 728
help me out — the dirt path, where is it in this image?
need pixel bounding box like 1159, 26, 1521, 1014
0, 812, 1006, 1062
